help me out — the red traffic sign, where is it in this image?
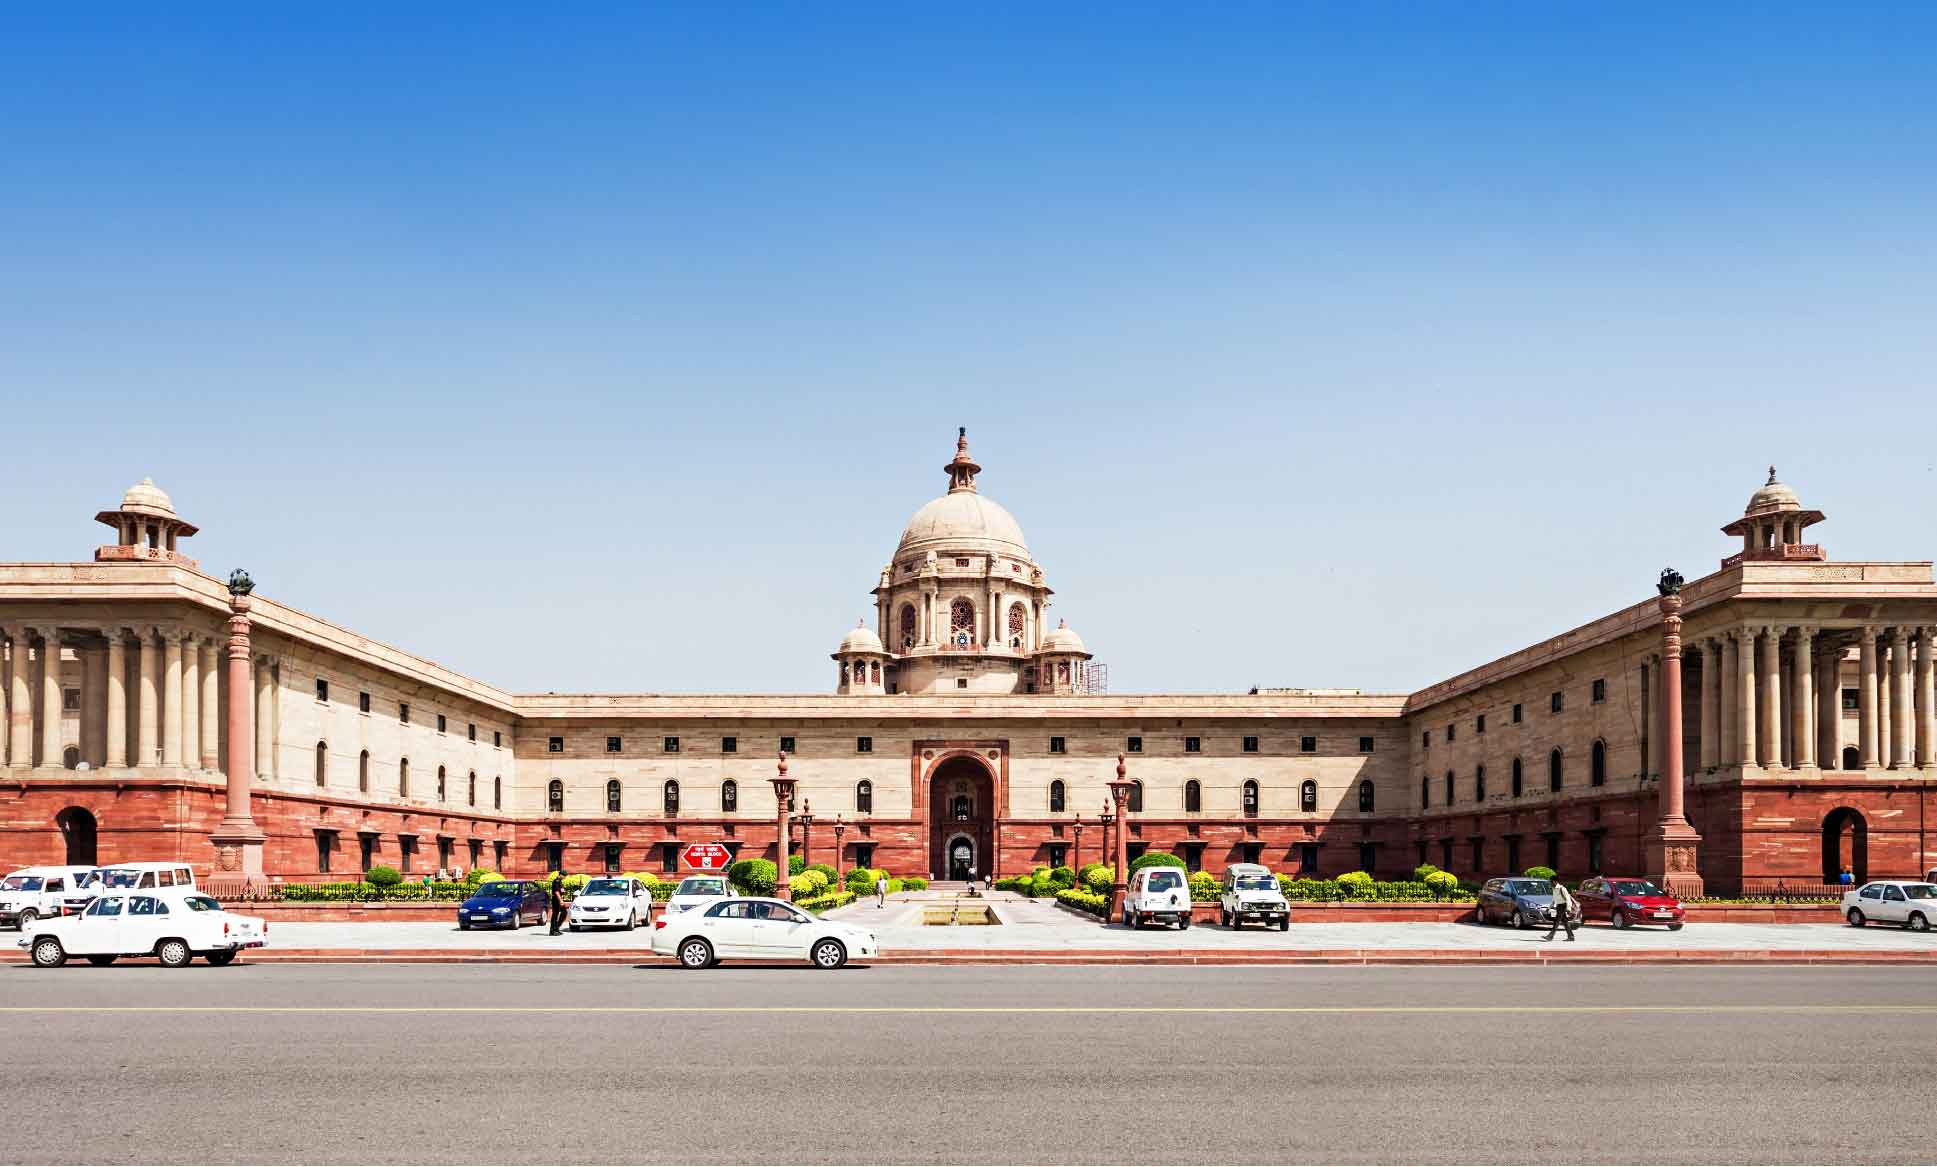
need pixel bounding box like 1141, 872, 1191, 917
680, 842, 732, 871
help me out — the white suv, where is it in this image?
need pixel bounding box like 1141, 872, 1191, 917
1122, 865, 1192, 930
1218, 863, 1290, 931
0, 867, 95, 931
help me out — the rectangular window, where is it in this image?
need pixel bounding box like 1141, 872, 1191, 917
546, 842, 565, 873
1506, 836, 1521, 874
1511, 703, 1523, 724
1184, 737, 1201, 753
62, 688, 80, 712
1126, 736, 1142, 753
1446, 725, 1455, 743
1476, 714, 1486, 734
437, 714, 447, 735
1240, 842, 1264, 865
358, 691, 371, 714
1047, 843, 1068, 869
468, 723, 477, 742
1587, 833, 1604, 874
603, 844, 622, 875
1125, 842, 1148, 863
314, 831, 333, 875
494, 840, 508, 870
1842, 688, 1859, 712
660, 843, 679, 874
722, 736, 737, 753
1297, 844, 1319, 876
547, 736, 563, 753
399, 702, 410, 725
1591, 678, 1607, 704
359, 834, 375, 874
315, 679, 328, 703
1422, 730, 1430, 749
1358, 736, 1375, 753
494, 731, 502, 748
468, 839, 482, 869
854, 843, 875, 870
1242, 736, 1259, 753
1550, 692, 1563, 714
1470, 838, 1483, 872
1357, 842, 1376, 874
607, 736, 622, 754
437, 838, 453, 871
398, 836, 417, 874
1049, 736, 1067, 754
663, 737, 679, 753
1179, 842, 1206, 872
1300, 736, 1317, 753
856, 736, 873, 753
780, 736, 796, 754
1545, 834, 1560, 870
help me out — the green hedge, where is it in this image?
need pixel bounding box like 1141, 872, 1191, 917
281, 880, 475, 903
796, 890, 857, 914
366, 865, 403, 888
1056, 887, 1109, 917
1275, 876, 1477, 902
1128, 852, 1187, 874
1188, 870, 1222, 902
727, 858, 778, 897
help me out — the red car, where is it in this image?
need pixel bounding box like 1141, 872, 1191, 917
1575, 876, 1685, 930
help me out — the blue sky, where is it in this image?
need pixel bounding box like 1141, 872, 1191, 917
2, 5, 1932, 694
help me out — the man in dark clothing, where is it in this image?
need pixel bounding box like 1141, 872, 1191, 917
547, 875, 566, 935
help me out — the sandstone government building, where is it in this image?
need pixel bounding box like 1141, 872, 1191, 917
3, 431, 1934, 894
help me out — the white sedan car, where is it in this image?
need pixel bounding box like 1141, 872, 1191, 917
665, 874, 733, 915
568, 876, 653, 931
651, 896, 876, 969
1843, 881, 1937, 931
21, 889, 267, 967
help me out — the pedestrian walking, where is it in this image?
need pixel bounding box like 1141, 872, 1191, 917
547, 873, 566, 935
1544, 880, 1578, 942
874, 874, 888, 908
1839, 866, 1855, 886
421, 872, 432, 898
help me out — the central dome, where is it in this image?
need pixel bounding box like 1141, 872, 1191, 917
896, 491, 1030, 560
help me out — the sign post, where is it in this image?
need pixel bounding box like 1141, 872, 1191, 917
680, 842, 731, 872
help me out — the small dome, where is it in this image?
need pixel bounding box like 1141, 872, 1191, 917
837, 622, 883, 654
1745, 466, 1800, 515
896, 491, 1031, 561
1041, 619, 1086, 654
119, 477, 177, 517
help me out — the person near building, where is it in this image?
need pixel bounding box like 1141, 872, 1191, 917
547, 873, 566, 935
1544, 880, 1578, 942
1839, 867, 1855, 886
875, 874, 887, 908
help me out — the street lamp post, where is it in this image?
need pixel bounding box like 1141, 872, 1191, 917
833, 814, 846, 873
769, 750, 796, 902
1072, 813, 1084, 874
796, 800, 815, 871
1106, 754, 1136, 922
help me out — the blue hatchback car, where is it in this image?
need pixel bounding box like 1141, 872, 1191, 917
456, 880, 548, 930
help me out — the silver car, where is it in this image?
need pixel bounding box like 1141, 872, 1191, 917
1475, 877, 1578, 929
1842, 881, 1937, 931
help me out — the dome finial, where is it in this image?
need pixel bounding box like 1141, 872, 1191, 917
1767, 465, 1778, 485
944, 426, 981, 493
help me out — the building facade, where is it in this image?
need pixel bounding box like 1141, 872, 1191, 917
2, 446, 1933, 893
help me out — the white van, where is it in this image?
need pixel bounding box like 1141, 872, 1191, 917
1122, 865, 1192, 930
1218, 862, 1290, 930
0, 867, 97, 930
64, 862, 198, 914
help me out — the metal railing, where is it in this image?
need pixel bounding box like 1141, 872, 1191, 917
1738, 878, 1846, 902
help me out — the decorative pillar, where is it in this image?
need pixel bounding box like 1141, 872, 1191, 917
161, 628, 184, 767
211, 571, 266, 879
1819, 648, 1841, 768
80, 642, 105, 768
1793, 626, 1815, 769
199, 638, 220, 770
1107, 753, 1135, 922
6, 629, 28, 768
769, 750, 795, 902
1758, 625, 1781, 768
1919, 628, 1936, 769
1645, 573, 1703, 898
1859, 629, 1880, 768
1719, 632, 1739, 766
1737, 625, 1758, 768
1886, 627, 1911, 768
180, 631, 200, 771
38, 627, 63, 768
105, 631, 128, 768
136, 628, 160, 766
1700, 638, 1722, 770
254, 654, 275, 781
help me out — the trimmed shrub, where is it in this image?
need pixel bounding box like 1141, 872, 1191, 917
1048, 865, 1076, 888
788, 854, 806, 877
1412, 864, 1441, 883
994, 876, 1022, 892
788, 870, 831, 898
466, 870, 502, 886
844, 866, 874, 894
1422, 870, 1459, 898
1078, 861, 1115, 884
1031, 865, 1051, 880
1523, 866, 1557, 881
1082, 868, 1114, 895
805, 863, 839, 884
1128, 852, 1187, 874
1188, 870, 1221, 902
901, 876, 929, 891
365, 865, 403, 888
1335, 870, 1375, 893
1056, 887, 1108, 916
729, 858, 778, 896
796, 889, 857, 914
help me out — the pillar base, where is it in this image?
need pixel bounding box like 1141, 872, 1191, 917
209, 826, 267, 881
1645, 823, 1705, 900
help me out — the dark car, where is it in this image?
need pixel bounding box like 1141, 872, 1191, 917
1576, 876, 1685, 930
1475, 877, 1577, 929
456, 880, 548, 930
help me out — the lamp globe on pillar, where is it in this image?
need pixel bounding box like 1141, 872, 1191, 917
1106, 753, 1136, 922
769, 750, 797, 902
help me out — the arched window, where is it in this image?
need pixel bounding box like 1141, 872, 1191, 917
1475, 765, 1486, 802
315, 742, 328, 787
547, 779, 563, 812
870, 660, 880, 683
856, 780, 873, 814
607, 779, 622, 812
950, 598, 975, 638
1049, 780, 1065, 813
399, 757, 410, 798
436, 765, 447, 802
1549, 749, 1563, 792
467, 771, 476, 806
663, 780, 679, 813
1358, 780, 1375, 813
1590, 740, 1607, 787
358, 750, 369, 793
854, 660, 867, 684
1128, 781, 1143, 813
1510, 757, 1523, 798
1299, 780, 1316, 813
899, 604, 916, 648
1421, 776, 1430, 809
722, 780, 738, 812
1241, 780, 1259, 815
1008, 602, 1027, 647
493, 775, 501, 810
952, 794, 971, 821
1444, 770, 1454, 804
1184, 780, 1202, 813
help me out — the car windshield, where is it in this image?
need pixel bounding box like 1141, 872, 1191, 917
1, 876, 43, 891
581, 880, 630, 896
677, 878, 726, 895
473, 882, 520, 897
1146, 871, 1184, 891
181, 896, 221, 912
1234, 877, 1276, 891
1610, 881, 1666, 897
99, 870, 142, 888
1899, 884, 1937, 900
1502, 880, 1551, 896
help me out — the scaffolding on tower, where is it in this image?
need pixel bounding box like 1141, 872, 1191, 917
1077, 661, 1109, 695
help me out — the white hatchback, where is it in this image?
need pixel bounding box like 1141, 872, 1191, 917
652, 896, 876, 969
1843, 881, 1937, 931
21, 888, 267, 968
568, 876, 653, 931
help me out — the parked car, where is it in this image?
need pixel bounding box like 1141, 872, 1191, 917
666, 874, 733, 914
1122, 865, 1191, 930
1475, 877, 1577, 929
568, 876, 652, 931
0, 866, 98, 930
1575, 876, 1685, 930
20, 889, 266, 968
1843, 881, 1937, 931
456, 880, 548, 930
651, 896, 876, 969
1218, 862, 1289, 930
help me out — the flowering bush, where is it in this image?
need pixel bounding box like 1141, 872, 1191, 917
1188, 870, 1222, 902
1082, 867, 1114, 895
788, 870, 831, 898
1422, 870, 1459, 898
1335, 870, 1375, 893
1056, 887, 1108, 916
797, 890, 857, 914
728, 858, 778, 896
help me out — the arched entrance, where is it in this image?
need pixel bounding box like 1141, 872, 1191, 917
56, 807, 98, 866
1822, 807, 1867, 884
928, 754, 995, 881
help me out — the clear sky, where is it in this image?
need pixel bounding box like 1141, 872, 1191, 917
2, 5, 1932, 695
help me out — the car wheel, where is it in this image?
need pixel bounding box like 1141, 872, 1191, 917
568, 924, 580, 933
626, 913, 637, 931
18, 909, 37, 932
1909, 912, 1929, 933
1278, 918, 1289, 932
1848, 908, 1867, 928
206, 950, 237, 966
85, 954, 116, 966
458, 920, 470, 931
1219, 909, 1230, 927
506, 912, 519, 931
1179, 915, 1190, 931
156, 938, 192, 968
678, 938, 714, 969
30, 937, 65, 968
1511, 909, 1526, 930
811, 938, 847, 969
1612, 910, 1630, 930
1667, 922, 1684, 932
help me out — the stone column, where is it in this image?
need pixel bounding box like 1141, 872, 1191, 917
1719, 633, 1739, 766
254, 655, 276, 780
1858, 630, 1880, 768
136, 629, 160, 766
1919, 628, 1936, 769
1647, 588, 1702, 896
6, 629, 30, 768
770, 750, 795, 903
1890, 627, 1913, 768
1758, 625, 1781, 768
1700, 639, 1722, 770
105, 632, 128, 768
1817, 650, 1838, 768
211, 587, 266, 878
180, 632, 200, 771
1107, 754, 1135, 920
199, 638, 220, 770
80, 642, 105, 768
1793, 627, 1815, 769
38, 628, 64, 768
161, 629, 184, 767
1737, 626, 1758, 768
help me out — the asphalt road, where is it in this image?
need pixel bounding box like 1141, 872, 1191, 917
4, 963, 1932, 1165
